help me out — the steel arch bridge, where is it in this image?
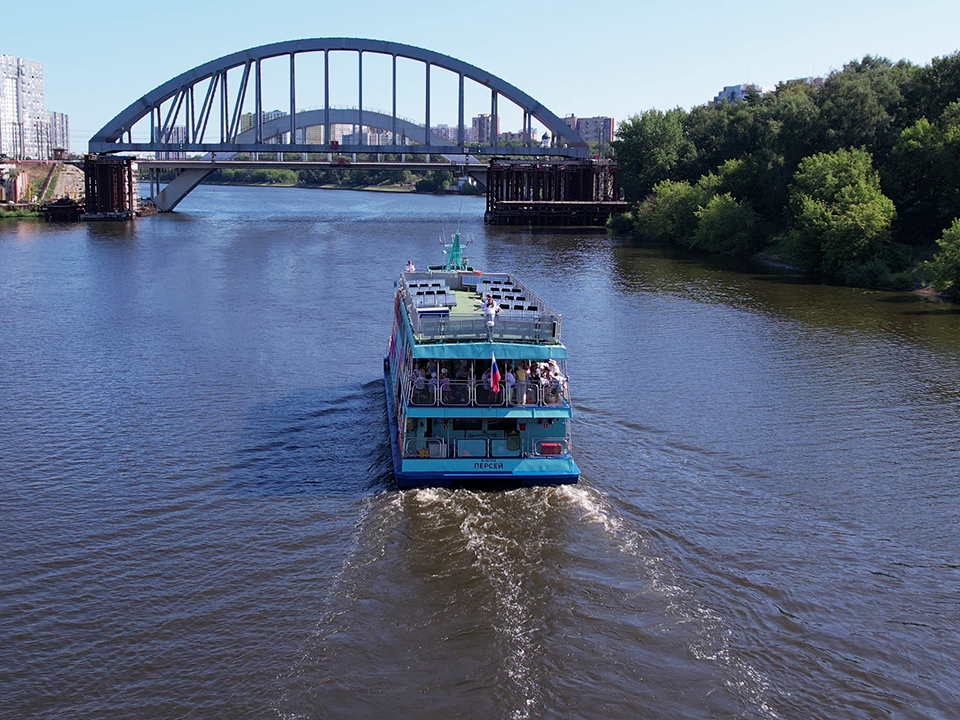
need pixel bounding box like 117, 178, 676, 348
89, 38, 588, 159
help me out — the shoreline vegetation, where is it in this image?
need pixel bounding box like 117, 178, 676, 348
609, 51, 960, 298
0, 207, 40, 218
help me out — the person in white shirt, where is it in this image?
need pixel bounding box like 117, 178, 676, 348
482, 294, 500, 342
405, 260, 416, 272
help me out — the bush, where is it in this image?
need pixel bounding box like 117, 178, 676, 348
606, 212, 634, 235
787, 147, 896, 277
633, 179, 710, 243
691, 193, 762, 255
927, 217, 960, 293
841, 258, 892, 288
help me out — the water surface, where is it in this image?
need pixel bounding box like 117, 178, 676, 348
2, 185, 959, 719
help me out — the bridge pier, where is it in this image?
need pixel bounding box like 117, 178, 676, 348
82, 154, 151, 219
484, 161, 627, 227
152, 168, 216, 212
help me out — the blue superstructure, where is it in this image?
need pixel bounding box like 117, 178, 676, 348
384, 234, 580, 488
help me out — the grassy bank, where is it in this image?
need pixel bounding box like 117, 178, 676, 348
0, 208, 39, 218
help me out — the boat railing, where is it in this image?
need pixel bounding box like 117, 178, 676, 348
472, 381, 506, 407
398, 281, 562, 343
533, 438, 570, 456
440, 381, 471, 406
408, 382, 437, 406
404, 437, 447, 458
404, 375, 569, 408
413, 312, 563, 344
400, 435, 570, 459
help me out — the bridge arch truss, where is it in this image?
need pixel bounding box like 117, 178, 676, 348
89, 38, 588, 159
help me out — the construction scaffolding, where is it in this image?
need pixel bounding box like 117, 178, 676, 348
485, 160, 628, 226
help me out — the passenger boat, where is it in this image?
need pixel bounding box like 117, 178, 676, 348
384, 232, 580, 488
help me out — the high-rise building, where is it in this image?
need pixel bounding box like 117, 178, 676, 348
1, 55, 48, 159
711, 83, 772, 104
563, 115, 615, 144
154, 126, 186, 159
573, 116, 616, 144
48, 111, 68, 153
499, 128, 540, 144
432, 124, 458, 143
239, 110, 288, 140
472, 114, 500, 144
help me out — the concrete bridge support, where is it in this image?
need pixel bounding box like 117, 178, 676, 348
153, 168, 216, 212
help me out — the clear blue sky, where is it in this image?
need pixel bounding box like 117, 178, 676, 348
5, 0, 960, 152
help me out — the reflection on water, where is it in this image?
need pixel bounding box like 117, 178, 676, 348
2, 186, 959, 719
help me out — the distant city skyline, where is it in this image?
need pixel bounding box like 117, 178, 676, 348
5, 0, 960, 154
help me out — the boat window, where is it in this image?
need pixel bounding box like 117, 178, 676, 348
486, 418, 516, 432
452, 418, 483, 431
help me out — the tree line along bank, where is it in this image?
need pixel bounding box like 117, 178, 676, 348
610, 53, 960, 295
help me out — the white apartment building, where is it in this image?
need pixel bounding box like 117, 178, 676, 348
48, 111, 69, 153
712, 83, 773, 104
1, 55, 47, 159
563, 114, 616, 144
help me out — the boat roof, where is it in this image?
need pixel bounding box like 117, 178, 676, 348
398, 269, 565, 355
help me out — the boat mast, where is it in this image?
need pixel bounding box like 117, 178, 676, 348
440, 231, 470, 271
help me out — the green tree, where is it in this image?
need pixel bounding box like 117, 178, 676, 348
927, 218, 960, 293
762, 79, 825, 167
885, 101, 960, 242
633, 179, 711, 243
901, 51, 960, 125
691, 193, 762, 255
818, 56, 915, 159
682, 101, 762, 179
787, 148, 896, 276
613, 109, 692, 201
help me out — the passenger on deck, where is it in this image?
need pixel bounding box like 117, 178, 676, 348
504, 366, 516, 405
483, 294, 500, 342
516, 362, 528, 405
405, 260, 416, 272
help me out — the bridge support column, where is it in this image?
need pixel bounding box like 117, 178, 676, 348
153, 168, 216, 212
484, 161, 628, 227
83, 154, 141, 219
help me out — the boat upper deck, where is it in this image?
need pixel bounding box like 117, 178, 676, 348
399, 270, 563, 346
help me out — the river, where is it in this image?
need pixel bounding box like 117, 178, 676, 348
2, 185, 959, 719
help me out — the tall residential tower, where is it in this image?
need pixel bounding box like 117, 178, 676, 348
0, 54, 69, 160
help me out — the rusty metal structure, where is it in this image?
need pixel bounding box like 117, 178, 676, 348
40, 197, 85, 222
484, 160, 628, 226
83, 155, 139, 219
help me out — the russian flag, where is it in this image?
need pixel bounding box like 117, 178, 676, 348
491, 352, 501, 393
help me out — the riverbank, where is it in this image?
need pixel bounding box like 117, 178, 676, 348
0, 205, 39, 218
